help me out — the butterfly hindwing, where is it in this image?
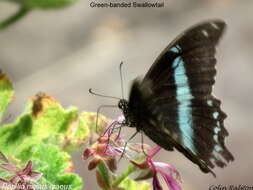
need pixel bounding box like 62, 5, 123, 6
128, 20, 234, 175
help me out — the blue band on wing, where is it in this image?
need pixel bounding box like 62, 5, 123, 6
171, 46, 196, 153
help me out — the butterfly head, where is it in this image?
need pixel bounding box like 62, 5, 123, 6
118, 99, 133, 126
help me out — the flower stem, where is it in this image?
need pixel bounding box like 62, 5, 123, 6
112, 164, 136, 188
0, 6, 30, 30
97, 162, 111, 188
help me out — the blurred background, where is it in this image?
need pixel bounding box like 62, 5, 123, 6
0, 0, 252, 189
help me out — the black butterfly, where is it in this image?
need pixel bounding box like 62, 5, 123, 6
117, 19, 234, 176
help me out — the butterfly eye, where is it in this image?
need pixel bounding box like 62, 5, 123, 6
118, 100, 123, 109
118, 100, 129, 115
118, 100, 125, 109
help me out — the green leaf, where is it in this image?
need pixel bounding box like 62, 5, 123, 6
20, 144, 83, 190
118, 178, 151, 190
0, 71, 14, 122
0, 92, 94, 155
0, 0, 78, 30
57, 173, 83, 190
10, 0, 77, 9
81, 112, 109, 135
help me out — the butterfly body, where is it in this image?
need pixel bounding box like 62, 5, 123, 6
118, 19, 234, 175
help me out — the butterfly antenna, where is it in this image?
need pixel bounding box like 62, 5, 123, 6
89, 104, 118, 145
89, 88, 121, 100
119, 62, 125, 99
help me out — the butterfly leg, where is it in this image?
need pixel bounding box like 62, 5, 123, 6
95, 104, 118, 132
141, 132, 148, 157
113, 122, 125, 141
102, 120, 119, 136
119, 131, 139, 161
104, 121, 119, 154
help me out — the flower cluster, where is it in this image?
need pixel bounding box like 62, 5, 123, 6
83, 115, 182, 190
0, 152, 42, 190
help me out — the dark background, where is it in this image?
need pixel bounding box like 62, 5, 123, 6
0, 0, 252, 189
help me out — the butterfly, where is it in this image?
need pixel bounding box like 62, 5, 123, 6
117, 19, 234, 176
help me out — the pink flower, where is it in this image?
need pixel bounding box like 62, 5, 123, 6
83, 135, 123, 171
83, 116, 126, 171
0, 152, 42, 190
147, 147, 182, 190
131, 146, 181, 190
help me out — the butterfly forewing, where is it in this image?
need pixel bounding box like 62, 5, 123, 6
128, 20, 234, 175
